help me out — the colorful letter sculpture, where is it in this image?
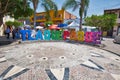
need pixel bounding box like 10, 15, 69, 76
20, 30, 27, 41
20, 29, 101, 44
77, 31, 84, 41
95, 32, 101, 44
85, 32, 101, 44
27, 30, 32, 40
44, 30, 51, 40
63, 30, 70, 40
51, 30, 62, 40
36, 30, 43, 40
85, 32, 93, 43
51, 30, 57, 40
70, 30, 77, 40
56, 31, 63, 40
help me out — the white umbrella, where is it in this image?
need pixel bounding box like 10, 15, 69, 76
36, 26, 43, 29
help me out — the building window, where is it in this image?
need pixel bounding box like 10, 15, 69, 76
54, 14, 61, 18
36, 15, 44, 20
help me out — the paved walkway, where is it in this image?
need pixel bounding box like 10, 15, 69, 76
101, 38, 120, 56
0, 42, 120, 80
0, 36, 20, 46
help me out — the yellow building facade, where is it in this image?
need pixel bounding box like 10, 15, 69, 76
30, 9, 77, 25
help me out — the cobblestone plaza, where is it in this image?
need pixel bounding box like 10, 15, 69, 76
0, 42, 120, 80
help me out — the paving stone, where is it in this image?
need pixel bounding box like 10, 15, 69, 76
0, 57, 6, 63
0, 42, 119, 80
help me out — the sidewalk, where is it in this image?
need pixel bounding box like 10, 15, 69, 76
0, 36, 19, 46
101, 38, 120, 56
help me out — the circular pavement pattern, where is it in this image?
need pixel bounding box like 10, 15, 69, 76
0, 42, 120, 80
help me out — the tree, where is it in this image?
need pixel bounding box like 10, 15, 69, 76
0, 0, 33, 26
41, 0, 58, 21
62, 0, 89, 30
27, 0, 58, 27
85, 14, 117, 31
0, 0, 15, 25
85, 15, 102, 27
13, 1, 33, 19
5, 21, 22, 28
45, 21, 53, 28
29, 0, 39, 28
102, 14, 117, 31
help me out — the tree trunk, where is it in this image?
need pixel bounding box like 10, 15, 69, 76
79, 16, 82, 31
0, 14, 3, 26
33, 10, 36, 28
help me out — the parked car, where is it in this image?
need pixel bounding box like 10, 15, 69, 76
113, 34, 120, 44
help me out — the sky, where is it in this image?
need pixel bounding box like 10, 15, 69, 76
30, 0, 120, 17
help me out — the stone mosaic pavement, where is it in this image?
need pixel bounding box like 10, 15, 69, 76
0, 42, 120, 80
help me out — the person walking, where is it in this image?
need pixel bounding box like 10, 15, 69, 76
12, 28, 16, 39
5, 26, 10, 39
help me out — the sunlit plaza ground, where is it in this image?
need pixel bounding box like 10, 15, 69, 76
0, 40, 120, 80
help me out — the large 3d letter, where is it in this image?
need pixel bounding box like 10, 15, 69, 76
85, 32, 93, 42
70, 30, 77, 40
94, 32, 101, 44
27, 30, 32, 40
20, 30, 27, 41
56, 31, 63, 40
51, 30, 57, 40
36, 30, 43, 40
44, 30, 51, 40
51, 30, 62, 40
63, 30, 70, 40
77, 31, 84, 42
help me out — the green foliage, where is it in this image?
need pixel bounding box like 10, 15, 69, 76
0, 0, 33, 25
13, 21, 23, 27
18, 17, 30, 20
5, 21, 22, 28
45, 21, 53, 28
41, 0, 58, 18
13, 1, 33, 19
85, 14, 117, 31
62, 0, 90, 30
102, 14, 117, 31
85, 15, 102, 27
5, 21, 13, 26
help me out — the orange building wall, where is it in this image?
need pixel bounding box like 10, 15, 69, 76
64, 11, 77, 20
30, 9, 77, 24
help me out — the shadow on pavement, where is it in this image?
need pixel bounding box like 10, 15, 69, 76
0, 36, 18, 46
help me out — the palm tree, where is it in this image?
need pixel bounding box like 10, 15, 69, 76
62, 0, 89, 30
31, 0, 39, 28
23, 0, 58, 27
41, 0, 58, 21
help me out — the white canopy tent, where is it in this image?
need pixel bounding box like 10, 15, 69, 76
36, 26, 44, 29
67, 21, 97, 32
68, 21, 79, 27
